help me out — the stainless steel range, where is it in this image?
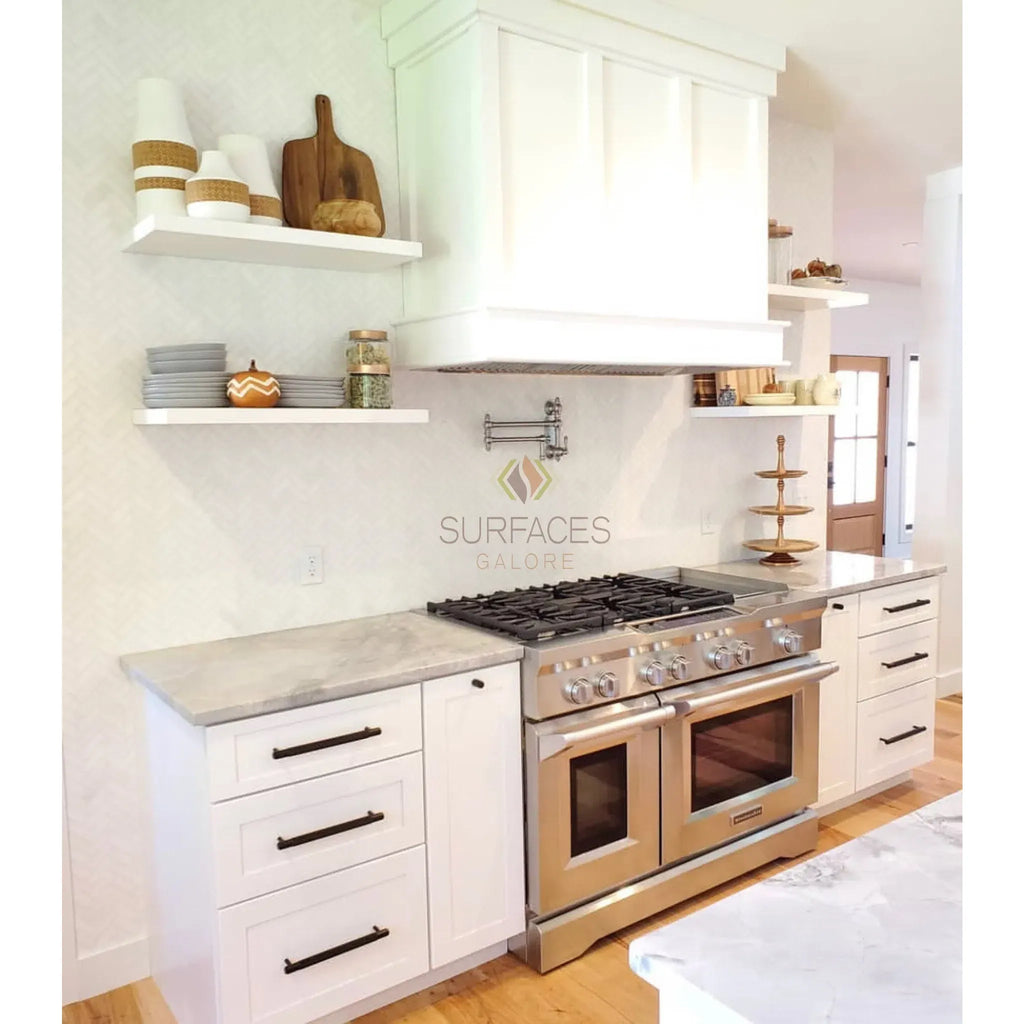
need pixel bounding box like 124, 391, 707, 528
427, 567, 838, 972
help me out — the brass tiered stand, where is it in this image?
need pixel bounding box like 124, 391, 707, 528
743, 435, 818, 566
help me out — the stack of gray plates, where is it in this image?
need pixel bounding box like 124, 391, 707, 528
144, 344, 230, 408
276, 374, 347, 408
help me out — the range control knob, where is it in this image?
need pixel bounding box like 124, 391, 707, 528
643, 661, 667, 687
733, 641, 755, 667
595, 672, 620, 699
707, 645, 734, 671
778, 630, 803, 655
564, 678, 594, 705
670, 656, 690, 681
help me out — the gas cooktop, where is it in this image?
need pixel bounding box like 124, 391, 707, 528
426, 573, 738, 642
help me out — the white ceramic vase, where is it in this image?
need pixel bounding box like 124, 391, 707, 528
218, 134, 283, 226
132, 78, 198, 220
185, 150, 251, 222
813, 373, 842, 406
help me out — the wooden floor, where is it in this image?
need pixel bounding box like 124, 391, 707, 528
63, 697, 962, 1024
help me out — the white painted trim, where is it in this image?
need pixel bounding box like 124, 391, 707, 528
309, 940, 509, 1023
62, 768, 80, 1004
936, 669, 963, 699
66, 938, 151, 1005
925, 166, 962, 200
814, 772, 912, 818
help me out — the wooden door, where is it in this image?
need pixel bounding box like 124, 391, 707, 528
827, 355, 889, 555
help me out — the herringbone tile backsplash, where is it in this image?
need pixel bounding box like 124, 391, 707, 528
63, 0, 826, 963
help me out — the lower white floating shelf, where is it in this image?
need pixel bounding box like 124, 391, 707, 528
133, 408, 429, 425
690, 405, 839, 418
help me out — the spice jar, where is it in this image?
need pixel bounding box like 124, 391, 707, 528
768, 220, 794, 285
346, 329, 392, 409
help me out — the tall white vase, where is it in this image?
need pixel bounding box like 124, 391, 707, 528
185, 150, 251, 222
132, 78, 198, 220
218, 134, 283, 226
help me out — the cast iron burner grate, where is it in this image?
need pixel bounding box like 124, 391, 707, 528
426, 573, 736, 641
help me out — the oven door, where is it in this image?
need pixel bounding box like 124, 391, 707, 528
524, 697, 673, 917
659, 655, 836, 865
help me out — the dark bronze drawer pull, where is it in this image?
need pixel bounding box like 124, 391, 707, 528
277, 810, 385, 850
272, 726, 382, 760
472, 678, 485, 689
283, 925, 389, 974
879, 724, 927, 746
881, 651, 929, 670
882, 598, 931, 614
832, 602, 845, 611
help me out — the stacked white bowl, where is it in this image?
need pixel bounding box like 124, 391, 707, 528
143, 343, 230, 408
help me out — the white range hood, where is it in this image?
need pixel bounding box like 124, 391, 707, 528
382, 0, 788, 375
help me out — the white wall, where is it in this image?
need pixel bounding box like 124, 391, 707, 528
62, 1, 831, 998
830, 279, 923, 558
912, 167, 962, 696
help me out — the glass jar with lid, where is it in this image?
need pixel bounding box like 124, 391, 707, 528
768, 220, 794, 285
346, 329, 392, 409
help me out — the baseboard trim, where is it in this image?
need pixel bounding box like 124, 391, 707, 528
936, 668, 962, 699
65, 937, 150, 1004
815, 772, 912, 817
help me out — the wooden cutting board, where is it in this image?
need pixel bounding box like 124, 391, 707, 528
281, 94, 386, 235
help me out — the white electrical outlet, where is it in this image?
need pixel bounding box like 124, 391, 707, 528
700, 508, 719, 535
301, 546, 324, 585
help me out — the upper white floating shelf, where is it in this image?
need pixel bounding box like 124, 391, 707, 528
122, 215, 423, 272
767, 284, 869, 311
133, 408, 429, 426
690, 405, 838, 419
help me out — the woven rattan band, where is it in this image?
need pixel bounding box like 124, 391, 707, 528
250, 194, 283, 219
135, 176, 187, 192
185, 179, 249, 205
132, 140, 198, 172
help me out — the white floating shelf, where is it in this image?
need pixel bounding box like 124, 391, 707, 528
123, 215, 423, 272
767, 284, 869, 311
690, 405, 839, 418
133, 408, 430, 425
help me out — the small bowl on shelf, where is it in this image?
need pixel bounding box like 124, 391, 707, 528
789, 276, 847, 290
744, 393, 797, 406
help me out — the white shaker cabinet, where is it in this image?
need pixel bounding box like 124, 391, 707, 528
422, 663, 525, 969
814, 595, 859, 808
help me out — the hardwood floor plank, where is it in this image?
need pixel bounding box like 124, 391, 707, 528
64, 696, 963, 1024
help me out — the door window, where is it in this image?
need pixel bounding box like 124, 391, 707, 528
691, 697, 793, 812
570, 745, 628, 856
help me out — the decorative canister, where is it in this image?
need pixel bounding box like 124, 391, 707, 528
768, 220, 794, 285
813, 373, 842, 406
185, 150, 251, 222
217, 134, 283, 226
132, 78, 198, 220
346, 329, 392, 409
794, 379, 816, 405
717, 385, 737, 407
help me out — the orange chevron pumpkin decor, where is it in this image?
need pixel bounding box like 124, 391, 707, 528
227, 360, 281, 408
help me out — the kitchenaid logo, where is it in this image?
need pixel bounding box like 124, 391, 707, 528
497, 456, 552, 502
439, 460, 611, 570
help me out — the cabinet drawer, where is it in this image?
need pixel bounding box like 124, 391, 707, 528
218, 846, 429, 1024
206, 684, 422, 800
857, 619, 938, 701
855, 679, 936, 791
858, 577, 939, 636
211, 752, 425, 906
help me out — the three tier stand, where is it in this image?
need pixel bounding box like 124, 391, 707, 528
743, 435, 818, 566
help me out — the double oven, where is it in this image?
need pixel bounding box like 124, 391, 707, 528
523, 653, 831, 939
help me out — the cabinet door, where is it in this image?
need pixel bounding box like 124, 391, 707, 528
813, 595, 859, 808
422, 662, 525, 969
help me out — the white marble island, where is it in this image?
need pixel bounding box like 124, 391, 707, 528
629, 791, 962, 1023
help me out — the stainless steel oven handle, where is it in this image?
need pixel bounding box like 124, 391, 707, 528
538, 706, 676, 761
665, 661, 839, 716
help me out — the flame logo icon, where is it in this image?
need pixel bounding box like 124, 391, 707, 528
497, 456, 553, 503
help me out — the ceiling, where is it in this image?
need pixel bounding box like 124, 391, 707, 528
362, 0, 962, 284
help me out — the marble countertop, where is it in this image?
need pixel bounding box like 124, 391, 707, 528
121, 611, 524, 726
630, 791, 962, 1024
695, 550, 946, 599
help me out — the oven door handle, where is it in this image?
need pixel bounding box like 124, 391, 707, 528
665, 661, 839, 716
537, 706, 676, 761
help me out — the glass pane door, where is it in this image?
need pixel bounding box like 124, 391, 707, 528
690, 697, 793, 812
570, 745, 628, 856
